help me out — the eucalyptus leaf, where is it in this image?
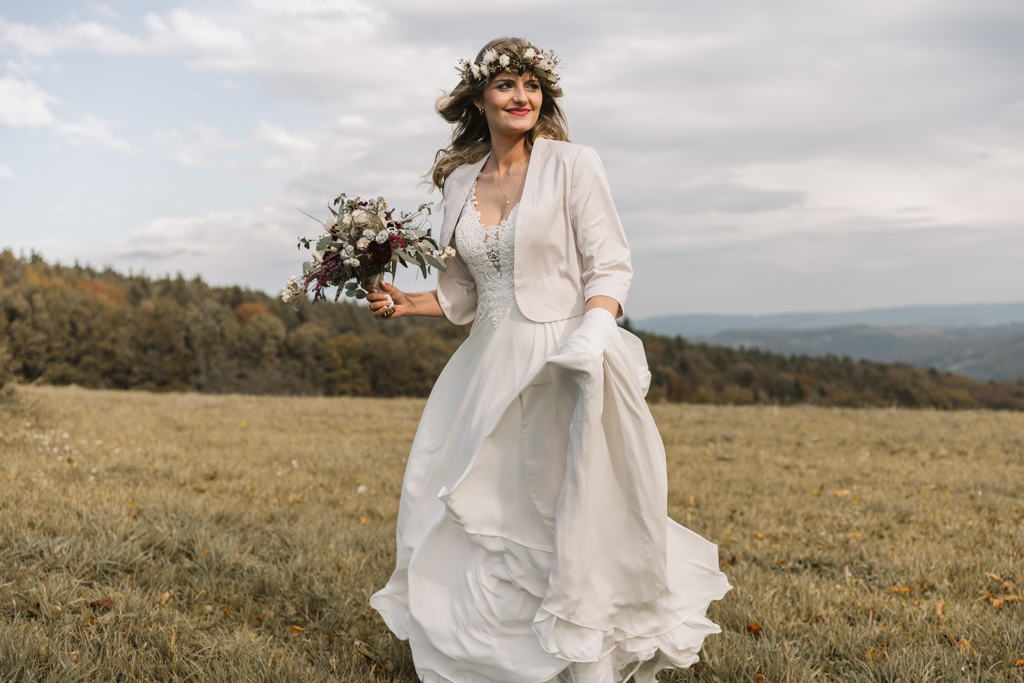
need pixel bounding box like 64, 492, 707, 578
423, 253, 443, 270
345, 289, 355, 297
355, 289, 366, 300
345, 281, 358, 290
316, 236, 332, 251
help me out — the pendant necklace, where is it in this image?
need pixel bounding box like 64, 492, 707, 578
494, 160, 525, 205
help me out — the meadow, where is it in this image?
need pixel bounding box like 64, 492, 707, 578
1, 385, 1022, 682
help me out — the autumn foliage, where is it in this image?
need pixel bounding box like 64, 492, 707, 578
1, 250, 1023, 408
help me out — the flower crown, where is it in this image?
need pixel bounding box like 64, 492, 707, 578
456, 44, 560, 88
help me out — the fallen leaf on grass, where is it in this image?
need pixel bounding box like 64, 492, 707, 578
89, 598, 113, 611
992, 597, 1004, 608
776, 559, 789, 567
353, 640, 386, 676
848, 532, 862, 538
747, 622, 763, 638
288, 625, 304, 634
935, 602, 943, 616
890, 586, 913, 593
986, 572, 1001, 580
942, 634, 974, 654
755, 533, 763, 539
159, 592, 170, 605
833, 490, 850, 497
754, 674, 764, 683
359, 517, 367, 524
1016, 659, 1024, 667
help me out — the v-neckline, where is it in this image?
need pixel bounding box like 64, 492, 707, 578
469, 178, 519, 231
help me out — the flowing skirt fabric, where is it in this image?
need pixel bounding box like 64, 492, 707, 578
370, 304, 731, 683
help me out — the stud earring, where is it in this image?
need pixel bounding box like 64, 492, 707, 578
478, 107, 484, 115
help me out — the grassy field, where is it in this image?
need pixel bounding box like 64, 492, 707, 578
1, 385, 1022, 682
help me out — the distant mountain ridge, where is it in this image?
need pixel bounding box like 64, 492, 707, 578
636, 301, 1024, 338
702, 324, 1024, 382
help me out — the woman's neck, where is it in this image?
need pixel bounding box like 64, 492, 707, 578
488, 131, 530, 172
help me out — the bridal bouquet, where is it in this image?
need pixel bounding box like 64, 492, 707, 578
282, 194, 455, 305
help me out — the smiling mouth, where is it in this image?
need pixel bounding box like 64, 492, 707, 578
506, 108, 530, 116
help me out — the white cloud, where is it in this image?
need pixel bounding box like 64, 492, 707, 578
54, 115, 132, 152
0, 16, 144, 56
0, 75, 130, 150
0, 75, 55, 127
86, 2, 123, 22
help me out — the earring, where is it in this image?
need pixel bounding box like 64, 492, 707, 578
478, 107, 484, 115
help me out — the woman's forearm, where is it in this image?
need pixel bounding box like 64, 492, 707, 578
585, 295, 622, 319
406, 290, 446, 318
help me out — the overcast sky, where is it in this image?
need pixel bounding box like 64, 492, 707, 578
1, 0, 1022, 318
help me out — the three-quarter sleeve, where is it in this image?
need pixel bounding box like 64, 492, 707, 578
435, 173, 478, 325
568, 146, 633, 315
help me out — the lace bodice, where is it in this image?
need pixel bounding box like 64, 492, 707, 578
455, 179, 518, 327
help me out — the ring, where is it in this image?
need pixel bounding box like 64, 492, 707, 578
380, 305, 396, 318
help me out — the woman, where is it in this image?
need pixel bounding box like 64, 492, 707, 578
367, 37, 731, 683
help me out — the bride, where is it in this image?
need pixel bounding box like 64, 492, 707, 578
365, 37, 731, 683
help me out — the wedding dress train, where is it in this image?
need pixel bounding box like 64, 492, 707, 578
370, 184, 731, 683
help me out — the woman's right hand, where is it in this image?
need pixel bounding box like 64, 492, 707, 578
365, 281, 409, 320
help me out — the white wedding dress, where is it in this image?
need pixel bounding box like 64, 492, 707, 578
370, 181, 731, 683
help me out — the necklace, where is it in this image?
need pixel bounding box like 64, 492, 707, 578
492, 159, 526, 205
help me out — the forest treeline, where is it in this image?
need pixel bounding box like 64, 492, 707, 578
2, 250, 1022, 410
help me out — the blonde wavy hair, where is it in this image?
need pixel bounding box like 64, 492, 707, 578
428, 36, 569, 194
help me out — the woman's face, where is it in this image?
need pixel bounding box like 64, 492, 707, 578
477, 72, 543, 137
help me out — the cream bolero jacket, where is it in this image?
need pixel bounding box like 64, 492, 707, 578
435, 138, 633, 325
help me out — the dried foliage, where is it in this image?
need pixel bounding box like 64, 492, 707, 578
1, 386, 1022, 681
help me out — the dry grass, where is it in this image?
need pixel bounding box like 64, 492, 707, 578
0, 386, 1022, 682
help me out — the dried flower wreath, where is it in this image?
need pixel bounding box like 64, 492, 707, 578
456, 44, 560, 88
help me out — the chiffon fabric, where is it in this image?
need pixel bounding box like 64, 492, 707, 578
370, 184, 731, 683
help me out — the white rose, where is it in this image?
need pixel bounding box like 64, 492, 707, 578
363, 228, 376, 239
375, 232, 388, 244
524, 47, 536, 59
311, 250, 323, 264
344, 258, 360, 268
352, 208, 374, 227
498, 54, 510, 67
480, 63, 489, 77
482, 49, 497, 65
356, 238, 370, 250
470, 63, 481, 79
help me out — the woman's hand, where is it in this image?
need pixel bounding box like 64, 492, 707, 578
365, 281, 409, 320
